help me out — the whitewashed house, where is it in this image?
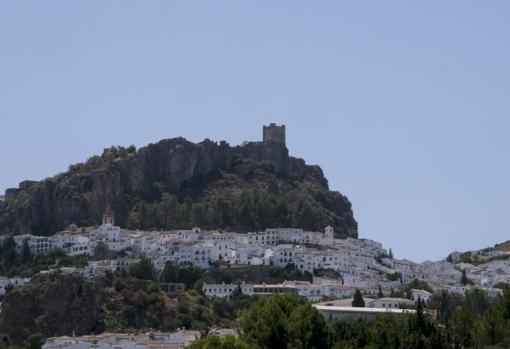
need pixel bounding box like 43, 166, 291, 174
410, 289, 432, 303
0, 277, 30, 295
13, 234, 53, 254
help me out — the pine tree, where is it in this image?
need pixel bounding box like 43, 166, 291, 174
352, 289, 365, 307
21, 239, 31, 263
378, 284, 384, 298
461, 270, 469, 285
232, 283, 243, 298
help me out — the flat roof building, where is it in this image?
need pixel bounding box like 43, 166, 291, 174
313, 304, 416, 321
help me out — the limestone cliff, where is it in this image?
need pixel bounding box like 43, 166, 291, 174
0, 138, 357, 238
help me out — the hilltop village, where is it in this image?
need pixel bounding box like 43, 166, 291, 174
1, 124, 510, 348
3, 209, 506, 303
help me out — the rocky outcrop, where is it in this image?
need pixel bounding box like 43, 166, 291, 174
0, 273, 102, 344
0, 138, 357, 237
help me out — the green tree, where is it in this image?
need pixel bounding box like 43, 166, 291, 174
332, 318, 369, 348
427, 290, 464, 322
176, 266, 204, 288
160, 193, 179, 228
239, 200, 253, 227
294, 199, 317, 230
160, 261, 178, 283
287, 303, 332, 349
464, 288, 490, 315
24, 333, 43, 349
461, 269, 469, 285
191, 203, 210, 227
21, 239, 31, 263
449, 307, 482, 348
213, 198, 231, 227
411, 299, 428, 336
406, 279, 433, 293
231, 283, 243, 298
352, 289, 365, 307
377, 284, 384, 298
367, 314, 407, 349
188, 335, 250, 349
93, 242, 111, 260
481, 305, 507, 346
240, 294, 308, 349
128, 257, 156, 281
2, 236, 17, 273
180, 197, 193, 227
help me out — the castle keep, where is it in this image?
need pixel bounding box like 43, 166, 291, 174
263, 123, 286, 145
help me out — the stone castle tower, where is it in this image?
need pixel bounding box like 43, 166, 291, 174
263, 123, 286, 145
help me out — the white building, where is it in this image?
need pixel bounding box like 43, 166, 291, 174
43, 331, 201, 349
410, 289, 433, 303
202, 281, 356, 301
13, 234, 53, 254
202, 282, 298, 298
50, 233, 89, 249
0, 277, 30, 295
166, 241, 219, 269
367, 297, 415, 309
66, 241, 92, 256
313, 304, 416, 321
86, 258, 138, 277
229, 245, 270, 266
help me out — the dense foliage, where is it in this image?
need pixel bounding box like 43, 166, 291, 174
240, 294, 331, 349
125, 189, 349, 237
233, 291, 510, 349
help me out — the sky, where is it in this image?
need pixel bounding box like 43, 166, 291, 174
1, 1, 509, 261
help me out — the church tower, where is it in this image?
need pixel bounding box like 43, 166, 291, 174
102, 209, 115, 225
325, 225, 334, 241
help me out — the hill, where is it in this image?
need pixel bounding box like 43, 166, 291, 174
0, 272, 236, 344
0, 135, 357, 238
448, 239, 510, 265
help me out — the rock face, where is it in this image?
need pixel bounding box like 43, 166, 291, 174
0, 273, 102, 344
0, 138, 357, 237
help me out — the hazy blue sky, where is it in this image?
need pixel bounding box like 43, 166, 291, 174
1, 1, 509, 261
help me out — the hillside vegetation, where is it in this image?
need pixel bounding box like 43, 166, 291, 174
4, 268, 510, 348
0, 260, 312, 344
0, 139, 357, 238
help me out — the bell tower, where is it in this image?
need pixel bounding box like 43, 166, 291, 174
102, 208, 115, 225
325, 225, 334, 241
